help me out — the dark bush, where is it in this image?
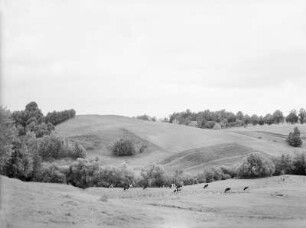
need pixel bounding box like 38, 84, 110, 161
238, 153, 275, 178
112, 139, 136, 156
291, 153, 306, 175
66, 158, 101, 188
287, 127, 303, 147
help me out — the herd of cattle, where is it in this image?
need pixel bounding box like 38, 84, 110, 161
116, 183, 250, 194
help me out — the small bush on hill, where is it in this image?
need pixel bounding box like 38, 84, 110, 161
112, 139, 136, 156
287, 127, 303, 147
238, 153, 275, 178
67, 142, 87, 159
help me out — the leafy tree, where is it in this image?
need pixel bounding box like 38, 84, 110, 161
243, 114, 251, 125
273, 154, 293, 175
236, 111, 244, 120
286, 110, 299, 124
238, 153, 275, 178
272, 110, 284, 124
250, 115, 259, 126
0, 106, 16, 174
4, 143, 34, 181
291, 153, 306, 175
287, 127, 303, 147
264, 114, 274, 125
38, 135, 63, 160
258, 116, 265, 125
299, 108, 306, 124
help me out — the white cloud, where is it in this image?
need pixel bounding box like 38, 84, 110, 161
2, 0, 306, 117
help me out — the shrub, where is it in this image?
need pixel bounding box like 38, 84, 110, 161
140, 164, 169, 187
112, 139, 136, 156
287, 127, 303, 147
35, 164, 67, 183
66, 158, 101, 188
238, 153, 275, 178
205, 121, 216, 129
96, 166, 136, 187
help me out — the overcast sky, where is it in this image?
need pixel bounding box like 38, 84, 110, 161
1, 0, 306, 118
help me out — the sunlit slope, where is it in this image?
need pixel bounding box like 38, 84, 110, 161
2, 175, 306, 228
55, 115, 305, 173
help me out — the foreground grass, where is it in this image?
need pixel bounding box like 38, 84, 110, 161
1, 175, 306, 228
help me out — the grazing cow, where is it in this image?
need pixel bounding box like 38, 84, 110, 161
123, 184, 132, 191
173, 188, 181, 193
224, 187, 231, 193
170, 184, 176, 189
173, 184, 182, 193
243, 186, 249, 191
203, 184, 208, 189
280, 176, 285, 181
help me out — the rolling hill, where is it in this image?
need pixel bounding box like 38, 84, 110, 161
55, 115, 306, 174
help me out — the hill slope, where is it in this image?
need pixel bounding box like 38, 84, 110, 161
55, 115, 305, 173
2, 175, 306, 228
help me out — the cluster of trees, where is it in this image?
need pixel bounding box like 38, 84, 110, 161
0, 102, 85, 183
135, 114, 156, 122
168, 108, 306, 129
10, 102, 75, 137
45, 109, 76, 126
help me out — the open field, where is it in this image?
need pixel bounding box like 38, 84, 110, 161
1, 175, 306, 228
55, 115, 306, 174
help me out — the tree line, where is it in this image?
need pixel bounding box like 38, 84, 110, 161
168, 108, 306, 129
0, 102, 83, 182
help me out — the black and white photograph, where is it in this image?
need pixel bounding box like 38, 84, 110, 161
1, 0, 306, 227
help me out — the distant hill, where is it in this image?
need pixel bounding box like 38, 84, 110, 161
55, 115, 306, 174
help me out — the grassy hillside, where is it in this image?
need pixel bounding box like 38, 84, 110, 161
55, 115, 306, 174
2, 175, 306, 228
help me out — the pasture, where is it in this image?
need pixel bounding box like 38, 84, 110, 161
55, 115, 306, 174
1, 175, 306, 228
